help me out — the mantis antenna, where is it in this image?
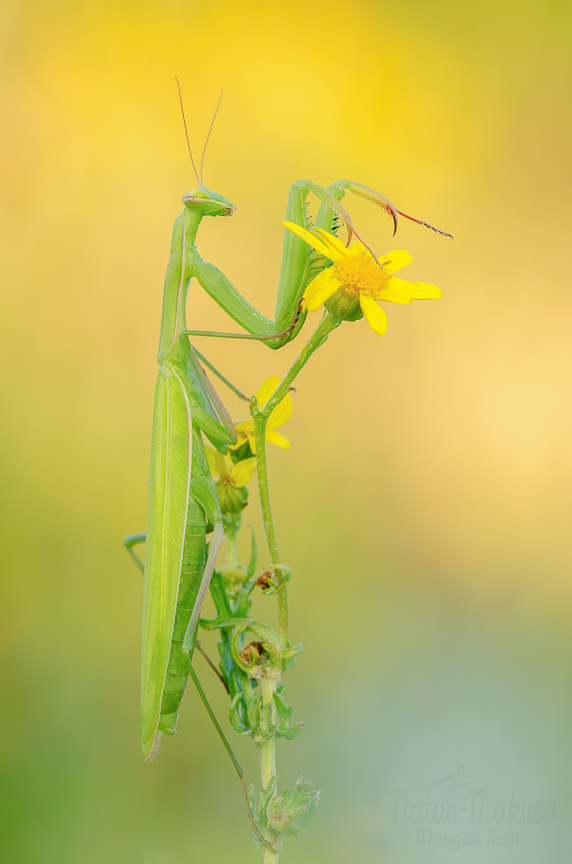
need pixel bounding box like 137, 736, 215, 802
200, 89, 224, 187
175, 76, 200, 186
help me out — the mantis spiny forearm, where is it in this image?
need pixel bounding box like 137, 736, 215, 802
177, 178, 450, 350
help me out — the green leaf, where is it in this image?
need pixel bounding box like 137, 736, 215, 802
282, 640, 303, 671
265, 777, 320, 837
273, 691, 304, 740
229, 692, 251, 735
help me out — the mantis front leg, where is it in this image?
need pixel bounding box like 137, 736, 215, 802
180, 179, 449, 351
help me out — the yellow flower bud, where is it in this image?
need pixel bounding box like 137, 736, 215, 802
217, 480, 248, 516
324, 286, 364, 322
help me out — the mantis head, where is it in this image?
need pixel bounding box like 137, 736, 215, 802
175, 84, 233, 218
182, 187, 235, 218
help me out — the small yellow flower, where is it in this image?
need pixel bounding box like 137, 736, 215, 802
283, 221, 442, 335
204, 448, 257, 514
205, 448, 257, 487
231, 376, 292, 453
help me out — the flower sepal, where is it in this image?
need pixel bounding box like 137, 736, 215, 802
217, 480, 248, 516
323, 286, 364, 322
229, 440, 254, 462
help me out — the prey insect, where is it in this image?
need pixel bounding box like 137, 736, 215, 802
124, 86, 451, 844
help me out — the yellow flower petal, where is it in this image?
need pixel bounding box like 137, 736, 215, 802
204, 445, 218, 473
268, 392, 292, 430
378, 249, 414, 274
359, 294, 388, 335
229, 420, 255, 451
379, 276, 416, 304
303, 267, 335, 304
255, 375, 292, 431
283, 221, 337, 260
265, 430, 291, 450
313, 227, 350, 257
235, 419, 255, 435
230, 457, 257, 488
255, 377, 280, 409
409, 281, 442, 299
346, 239, 370, 256
381, 277, 442, 304
205, 446, 230, 480
306, 273, 341, 312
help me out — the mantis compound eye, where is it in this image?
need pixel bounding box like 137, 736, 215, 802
182, 189, 209, 204
182, 188, 236, 216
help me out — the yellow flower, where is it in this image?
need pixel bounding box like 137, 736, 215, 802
204, 448, 257, 487
231, 376, 292, 453
204, 448, 257, 514
283, 221, 442, 335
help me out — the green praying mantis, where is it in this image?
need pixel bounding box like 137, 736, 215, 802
123, 89, 449, 853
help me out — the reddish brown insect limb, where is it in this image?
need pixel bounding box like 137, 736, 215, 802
342, 181, 399, 236
257, 298, 305, 342
396, 209, 453, 239
349, 224, 385, 268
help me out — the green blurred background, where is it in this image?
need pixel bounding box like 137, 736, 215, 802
1, 0, 571, 861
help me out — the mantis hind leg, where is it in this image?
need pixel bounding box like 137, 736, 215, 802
187, 662, 277, 852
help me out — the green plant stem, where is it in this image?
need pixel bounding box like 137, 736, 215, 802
259, 675, 279, 863
259, 677, 277, 787
252, 312, 341, 647
262, 312, 341, 419
252, 410, 288, 643
251, 312, 341, 864
226, 530, 239, 566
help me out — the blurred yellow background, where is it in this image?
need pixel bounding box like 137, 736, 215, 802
2, 0, 571, 861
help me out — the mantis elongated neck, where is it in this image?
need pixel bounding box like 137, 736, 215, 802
157, 208, 203, 364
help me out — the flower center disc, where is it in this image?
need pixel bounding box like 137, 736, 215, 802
334, 252, 389, 297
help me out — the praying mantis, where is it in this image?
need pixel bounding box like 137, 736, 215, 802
123, 90, 450, 852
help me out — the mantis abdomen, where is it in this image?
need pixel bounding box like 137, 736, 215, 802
159, 497, 207, 736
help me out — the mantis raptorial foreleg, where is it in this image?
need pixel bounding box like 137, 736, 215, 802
183, 178, 450, 350
187, 663, 276, 851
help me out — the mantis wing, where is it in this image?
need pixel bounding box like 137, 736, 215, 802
141, 363, 192, 758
